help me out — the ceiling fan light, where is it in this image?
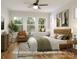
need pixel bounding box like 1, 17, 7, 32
33, 5, 38, 9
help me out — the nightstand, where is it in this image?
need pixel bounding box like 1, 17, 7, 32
59, 40, 77, 55
67, 48, 77, 55
59, 43, 73, 51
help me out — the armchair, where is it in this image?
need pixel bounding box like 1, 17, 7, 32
17, 31, 28, 42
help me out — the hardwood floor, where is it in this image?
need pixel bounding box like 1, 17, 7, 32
1, 43, 17, 59
1, 42, 77, 59
33, 52, 76, 59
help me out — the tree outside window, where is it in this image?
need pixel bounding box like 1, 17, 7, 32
38, 18, 46, 32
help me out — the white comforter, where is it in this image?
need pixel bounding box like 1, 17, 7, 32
27, 36, 67, 52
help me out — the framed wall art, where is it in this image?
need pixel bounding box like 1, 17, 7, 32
56, 9, 69, 27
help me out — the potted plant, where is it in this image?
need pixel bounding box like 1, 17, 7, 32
8, 21, 19, 32
8, 20, 19, 41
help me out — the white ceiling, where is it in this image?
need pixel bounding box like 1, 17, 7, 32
1, 0, 76, 13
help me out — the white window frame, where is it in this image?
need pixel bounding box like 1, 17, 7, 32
12, 16, 47, 33
26, 16, 36, 32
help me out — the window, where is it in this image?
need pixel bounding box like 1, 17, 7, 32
38, 18, 46, 32
12, 17, 46, 32
27, 17, 35, 32
13, 17, 23, 31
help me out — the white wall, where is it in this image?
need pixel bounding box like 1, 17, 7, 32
53, 0, 76, 15
50, 13, 56, 37
9, 11, 50, 17
69, 8, 77, 34
1, 4, 9, 33
50, 0, 77, 36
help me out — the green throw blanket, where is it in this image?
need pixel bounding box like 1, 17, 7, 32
36, 37, 52, 52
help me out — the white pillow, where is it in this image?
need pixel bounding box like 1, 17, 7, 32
57, 34, 64, 39
54, 34, 64, 40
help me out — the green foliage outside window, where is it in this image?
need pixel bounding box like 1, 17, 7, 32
38, 18, 45, 32
14, 20, 22, 24
27, 17, 35, 24
38, 18, 45, 24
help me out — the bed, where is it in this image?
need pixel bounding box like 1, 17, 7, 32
27, 28, 72, 52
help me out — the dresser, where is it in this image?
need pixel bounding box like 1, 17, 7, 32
1, 32, 9, 52
1, 33, 8, 51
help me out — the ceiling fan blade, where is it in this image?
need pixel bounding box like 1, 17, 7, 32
36, 0, 39, 4
38, 6, 41, 9
28, 4, 33, 8
39, 4, 48, 6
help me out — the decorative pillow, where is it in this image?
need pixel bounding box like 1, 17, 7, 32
61, 35, 70, 40
57, 34, 64, 39
54, 34, 64, 39
54, 34, 59, 39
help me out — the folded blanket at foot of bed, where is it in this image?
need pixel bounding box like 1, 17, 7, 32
36, 37, 52, 52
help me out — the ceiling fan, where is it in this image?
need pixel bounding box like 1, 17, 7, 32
26, 0, 48, 9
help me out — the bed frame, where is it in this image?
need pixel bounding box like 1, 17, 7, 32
54, 28, 73, 50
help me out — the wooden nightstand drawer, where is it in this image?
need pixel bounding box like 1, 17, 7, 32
59, 44, 73, 50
